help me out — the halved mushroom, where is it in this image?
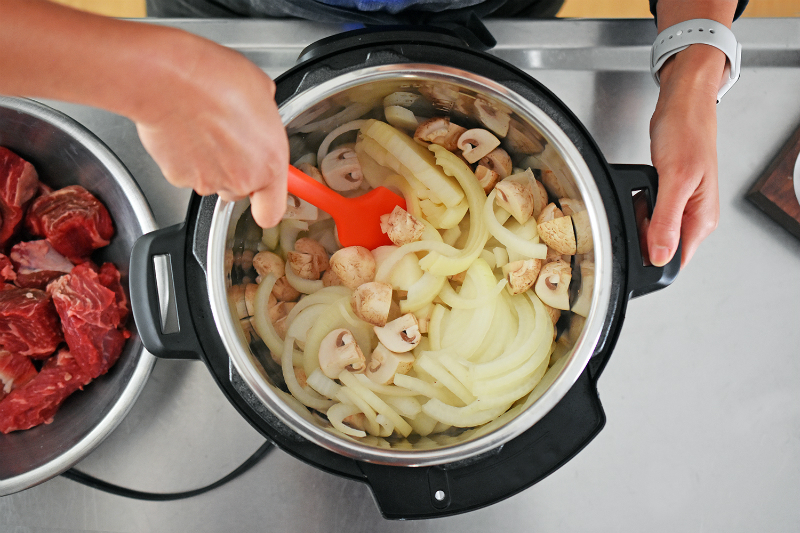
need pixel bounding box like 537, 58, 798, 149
351, 281, 393, 327
536, 216, 577, 255
457, 129, 501, 164
538, 215, 577, 256
320, 146, 363, 191
365, 344, 415, 386
373, 313, 421, 353
329, 246, 376, 290
283, 193, 318, 221
380, 205, 424, 246
474, 97, 511, 137
495, 179, 534, 224
253, 251, 285, 284
287, 251, 323, 280
571, 260, 595, 317
322, 268, 342, 287
540, 169, 568, 199
270, 301, 296, 340
504, 119, 545, 155
272, 276, 301, 302
502, 259, 542, 295
531, 178, 549, 219
534, 259, 572, 310
318, 329, 366, 379
296, 162, 323, 183
571, 210, 593, 254
475, 165, 501, 193
478, 148, 513, 179
536, 202, 564, 225
413, 117, 467, 152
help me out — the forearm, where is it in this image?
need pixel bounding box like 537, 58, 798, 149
0, 0, 206, 124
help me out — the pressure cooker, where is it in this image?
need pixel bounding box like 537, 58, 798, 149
130, 26, 680, 519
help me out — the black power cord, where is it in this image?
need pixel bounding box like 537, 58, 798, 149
61, 439, 274, 501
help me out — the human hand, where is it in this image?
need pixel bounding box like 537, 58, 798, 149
647, 44, 727, 268
134, 32, 289, 228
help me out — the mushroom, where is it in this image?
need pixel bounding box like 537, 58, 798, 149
538, 215, 577, 255
272, 276, 301, 302
253, 251, 285, 283
413, 117, 467, 152
296, 162, 324, 183
288, 237, 329, 279
373, 313, 421, 353
294, 367, 308, 389
380, 206, 424, 246
318, 329, 366, 379
365, 343, 415, 386
329, 246, 376, 290
244, 283, 259, 317
571, 210, 593, 254
504, 119, 545, 155
558, 198, 585, 217
449, 270, 467, 284
320, 146, 363, 191
494, 179, 534, 224
543, 303, 561, 327
322, 268, 342, 287
457, 129, 501, 164
384, 105, 419, 132
534, 259, 572, 310
283, 193, 318, 221
474, 97, 511, 137
531, 178, 549, 218
536, 202, 564, 225
351, 281, 393, 327
478, 148, 513, 179
571, 260, 595, 318
475, 165, 501, 193
540, 169, 568, 199
502, 259, 542, 295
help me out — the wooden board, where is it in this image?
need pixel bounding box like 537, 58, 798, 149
747, 123, 800, 241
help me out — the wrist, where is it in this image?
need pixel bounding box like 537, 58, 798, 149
657, 44, 728, 101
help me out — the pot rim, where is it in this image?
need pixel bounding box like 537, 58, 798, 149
207, 64, 613, 466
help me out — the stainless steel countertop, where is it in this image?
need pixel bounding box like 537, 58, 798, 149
2, 18, 800, 533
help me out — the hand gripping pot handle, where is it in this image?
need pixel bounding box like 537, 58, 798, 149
609, 164, 681, 298
130, 223, 203, 359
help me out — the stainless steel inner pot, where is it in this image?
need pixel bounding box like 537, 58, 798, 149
206, 65, 612, 466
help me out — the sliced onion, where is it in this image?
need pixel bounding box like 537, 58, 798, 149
316, 119, 367, 164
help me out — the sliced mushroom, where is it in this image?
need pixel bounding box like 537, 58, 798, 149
295, 161, 322, 181
531, 178, 549, 219
558, 197, 585, 217
380, 206, 424, 246
373, 313, 421, 353
287, 251, 322, 280
270, 301, 296, 340
534, 259, 572, 310
502, 259, 542, 295
540, 169, 568, 199
413, 117, 467, 152
478, 148, 513, 179
543, 302, 561, 327
474, 97, 511, 137
475, 165, 501, 193
318, 329, 366, 379
283, 193, 318, 221
365, 343, 415, 385
457, 128, 501, 164
571, 210, 593, 254
504, 118, 545, 155
536, 202, 564, 225
571, 260, 594, 318
351, 281, 393, 327
495, 179, 534, 224
329, 246, 376, 290
320, 146, 363, 191
538, 215, 577, 255
244, 283, 259, 317
413, 304, 435, 335
272, 276, 301, 302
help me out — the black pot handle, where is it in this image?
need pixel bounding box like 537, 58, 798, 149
129, 223, 203, 360
608, 164, 681, 299
357, 370, 605, 519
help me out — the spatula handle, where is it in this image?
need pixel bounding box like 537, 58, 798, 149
287, 165, 343, 217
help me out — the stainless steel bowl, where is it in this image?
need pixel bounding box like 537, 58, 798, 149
0, 96, 157, 495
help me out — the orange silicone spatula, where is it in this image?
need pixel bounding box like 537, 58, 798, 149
287, 165, 406, 250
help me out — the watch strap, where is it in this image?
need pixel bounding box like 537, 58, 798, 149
650, 18, 742, 102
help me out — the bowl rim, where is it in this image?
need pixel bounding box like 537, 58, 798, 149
0, 96, 158, 496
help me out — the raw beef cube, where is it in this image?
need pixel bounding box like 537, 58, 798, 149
0, 253, 16, 285
0, 349, 38, 402
48, 262, 129, 378
0, 147, 40, 249
10, 240, 73, 289
0, 287, 63, 358
25, 185, 113, 263
97, 262, 129, 324
0, 349, 92, 433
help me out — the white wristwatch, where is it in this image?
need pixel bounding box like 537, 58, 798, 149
650, 18, 742, 103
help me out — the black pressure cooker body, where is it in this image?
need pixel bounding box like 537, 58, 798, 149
130, 29, 679, 519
